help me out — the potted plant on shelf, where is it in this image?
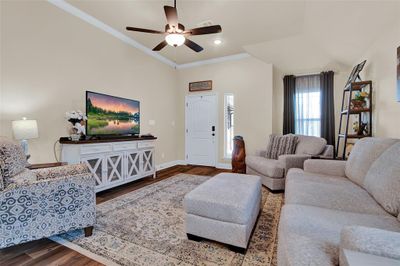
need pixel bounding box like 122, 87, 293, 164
351, 91, 369, 111
66, 110, 87, 141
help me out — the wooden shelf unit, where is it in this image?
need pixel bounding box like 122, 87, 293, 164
336, 80, 373, 159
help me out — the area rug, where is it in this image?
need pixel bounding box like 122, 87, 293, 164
51, 174, 284, 266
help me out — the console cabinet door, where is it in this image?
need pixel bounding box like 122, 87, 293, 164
81, 155, 105, 188
105, 153, 124, 185
141, 149, 155, 175
126, 150, 141, 180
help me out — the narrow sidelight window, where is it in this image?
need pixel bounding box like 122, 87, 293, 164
224, 94, 234, 158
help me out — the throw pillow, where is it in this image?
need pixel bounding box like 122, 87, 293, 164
0, 137, 27, 188
363, 142, 400, 217
265, 134, 298, 160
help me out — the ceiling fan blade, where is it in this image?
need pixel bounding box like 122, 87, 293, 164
126, 27, 164, 34
164, 5, 178, 28
152, 40, 168, 51
184, 39, 203, 53
186, 25, 222, 35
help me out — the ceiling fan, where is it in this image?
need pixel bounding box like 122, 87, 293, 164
126, 0, 222, 52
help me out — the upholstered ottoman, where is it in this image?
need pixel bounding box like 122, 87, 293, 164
183, 173, 262, 253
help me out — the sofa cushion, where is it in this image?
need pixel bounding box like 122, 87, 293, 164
345, 137, 398, 187
294, 134, 327, 156
245, 155, 284, 178
277, 204, 400, 266
0, 138, 27, 187
183, 173, 261, 224
364, 142, 400, 217
285, 169, 389, 216
265, 134, 298, 159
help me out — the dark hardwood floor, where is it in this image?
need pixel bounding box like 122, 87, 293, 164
0, 165, 229, 266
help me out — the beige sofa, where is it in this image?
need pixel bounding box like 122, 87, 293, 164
246, 134, 333, 191
277, 137, 400, 266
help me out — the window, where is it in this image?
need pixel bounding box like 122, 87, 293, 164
295, 75, 321, 137
224, 94, 234, 158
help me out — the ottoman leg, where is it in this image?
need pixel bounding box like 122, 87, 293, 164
187, 233, 203, 242
228, 245, 246, 254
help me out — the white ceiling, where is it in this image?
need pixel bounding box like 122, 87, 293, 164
66, 0, 400, 68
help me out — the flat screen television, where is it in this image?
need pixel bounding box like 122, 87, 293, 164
86, 91, 140, 136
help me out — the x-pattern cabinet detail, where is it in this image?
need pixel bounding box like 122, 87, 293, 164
61, 139, 156, 192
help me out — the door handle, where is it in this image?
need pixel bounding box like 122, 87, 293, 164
212, 126, 215, 132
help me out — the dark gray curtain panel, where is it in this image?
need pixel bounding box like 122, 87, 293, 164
320, 71, 335, 146
283, 75, 296, 135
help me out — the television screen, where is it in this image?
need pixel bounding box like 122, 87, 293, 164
86, 91, 140, 136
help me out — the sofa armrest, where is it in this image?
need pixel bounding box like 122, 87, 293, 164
33, 163, 90, 181
278, 154, 311, 174
304, 159, 346, 177
252, 149, 267, 157
339, 226, 400, 264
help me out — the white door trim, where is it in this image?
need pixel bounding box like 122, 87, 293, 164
185, 93, 218, 167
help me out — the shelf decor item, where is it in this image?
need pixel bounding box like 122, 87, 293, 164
351, 91, 369, 110
66, 110, 87, 141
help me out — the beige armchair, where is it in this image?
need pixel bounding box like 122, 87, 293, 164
245, 134, 333, 191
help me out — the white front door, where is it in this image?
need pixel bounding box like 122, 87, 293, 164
185, 94, 217, 166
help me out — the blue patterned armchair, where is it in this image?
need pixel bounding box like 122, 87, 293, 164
0, 137, 96, 248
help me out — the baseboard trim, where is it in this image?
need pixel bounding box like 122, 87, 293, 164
156, 160, 187, 171
216, 163, 232, 170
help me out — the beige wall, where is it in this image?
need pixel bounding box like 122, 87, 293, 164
357, 22, 400, 138
177, 57, 273, 164
0, 1, 179, 164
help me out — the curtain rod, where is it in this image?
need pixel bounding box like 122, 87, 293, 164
282, 71, 336, 78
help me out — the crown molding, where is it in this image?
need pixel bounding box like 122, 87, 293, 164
176, 53, 251, 69
47, 0, 251, 70
47, 0, 177, 68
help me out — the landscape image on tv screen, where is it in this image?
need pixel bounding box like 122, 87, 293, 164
86, 91, 140, 136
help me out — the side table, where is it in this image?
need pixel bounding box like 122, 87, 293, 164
27, 162, 67, 170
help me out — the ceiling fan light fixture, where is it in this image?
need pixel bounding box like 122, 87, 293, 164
214, 39, 222, 45
165, 33, 185, 47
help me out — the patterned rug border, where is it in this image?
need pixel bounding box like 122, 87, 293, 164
50, 235, 119, 266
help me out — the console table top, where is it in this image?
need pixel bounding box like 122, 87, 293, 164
60, 136, 157, 144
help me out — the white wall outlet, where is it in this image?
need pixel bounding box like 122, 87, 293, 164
161, 153, 165, 159
149, 120, 155, 126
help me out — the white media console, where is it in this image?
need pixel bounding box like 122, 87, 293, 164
60, 137, 156, 192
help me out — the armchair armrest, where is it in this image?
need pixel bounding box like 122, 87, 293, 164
304, 159, 346, 177
33, 163, 90, 181
278, 154, 311, 174
0, 172, 96, 248
339, 226, 400, 264
320, 145, 334, 159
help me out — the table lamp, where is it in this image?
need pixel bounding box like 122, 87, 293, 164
12, 117, 39, 157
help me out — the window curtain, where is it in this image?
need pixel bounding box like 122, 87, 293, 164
320, 71, 335, 146
294, 75, 321, 137
283, 75, 296, 135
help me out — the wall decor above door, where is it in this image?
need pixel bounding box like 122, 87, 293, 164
189, 80, 212, 92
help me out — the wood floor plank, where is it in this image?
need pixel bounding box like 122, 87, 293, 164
0, 165, 228, 266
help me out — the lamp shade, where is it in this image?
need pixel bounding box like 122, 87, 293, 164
12, 118, 39, 140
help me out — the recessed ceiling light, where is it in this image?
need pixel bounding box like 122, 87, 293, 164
214, 39, 222, 45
